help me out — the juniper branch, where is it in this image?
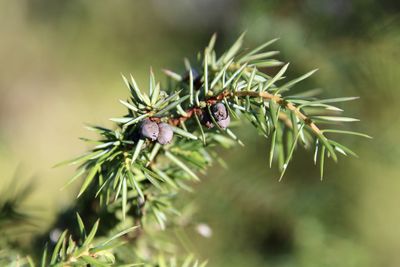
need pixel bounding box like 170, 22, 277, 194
48, 33, 369, 264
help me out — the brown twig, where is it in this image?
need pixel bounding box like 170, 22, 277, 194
163, 90, 321, 137
168, 108, 202, 126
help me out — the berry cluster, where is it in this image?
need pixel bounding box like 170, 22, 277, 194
201, 103, 231, 129
140, 119, 174, 145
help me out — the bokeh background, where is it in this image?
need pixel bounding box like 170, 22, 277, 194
0, 0, 399, 266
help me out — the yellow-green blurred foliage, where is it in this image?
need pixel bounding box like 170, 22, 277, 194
0, 0, 399, 266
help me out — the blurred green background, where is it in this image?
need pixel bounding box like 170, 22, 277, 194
0, 0, 399, 266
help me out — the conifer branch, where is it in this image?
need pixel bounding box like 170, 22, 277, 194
38, 33, 369, 265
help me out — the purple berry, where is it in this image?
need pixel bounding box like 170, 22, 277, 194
201, 103, 231, 129
217, 114, 230, 129
140, 119, 159, 141
157, 123, 174, 145
212, 103, 228, 121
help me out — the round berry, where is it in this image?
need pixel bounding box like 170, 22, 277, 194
140, 119, 159, 141
217, 114, 230, 129
212, 103, 228, 121
157, 123, 174, 145
201, 103, 231, 129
